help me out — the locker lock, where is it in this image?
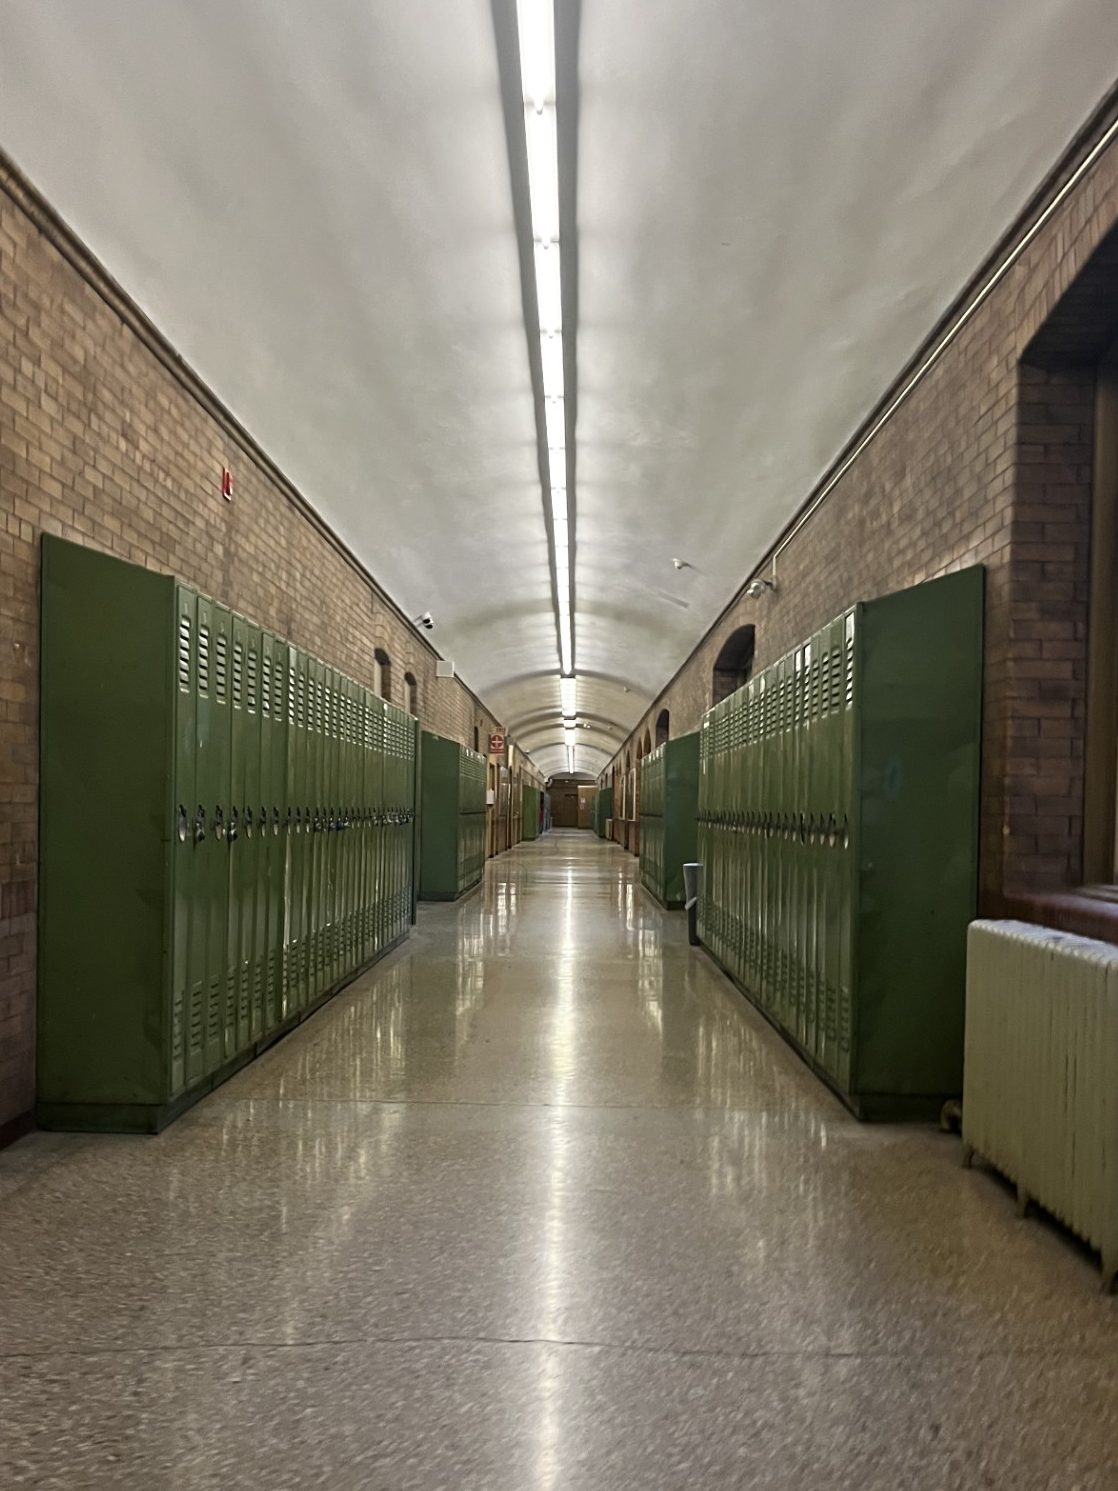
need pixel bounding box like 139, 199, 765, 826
177, 805, 189, 843
244, 807, 253, 840
272, 807, 280, 836
212, 806, 225, 841
227, 806, 239, 843
194, 805, 207, 843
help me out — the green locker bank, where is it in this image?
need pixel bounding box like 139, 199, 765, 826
522, 785, 541, 840
593, 786, 612, 839
639, 734, 700, 908
38, 536, 418, 1133
696, 567, 984, 1121
418, 732, 487, 899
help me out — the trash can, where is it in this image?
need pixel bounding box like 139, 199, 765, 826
682, 862, 702, 946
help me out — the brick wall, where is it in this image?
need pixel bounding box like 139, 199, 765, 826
0, 159, 519, 1135
609, 100, 1118, 912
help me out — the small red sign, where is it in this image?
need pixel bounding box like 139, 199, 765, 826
489, 732, 506, 756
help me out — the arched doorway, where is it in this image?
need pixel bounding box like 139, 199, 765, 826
712, 625, 756, 705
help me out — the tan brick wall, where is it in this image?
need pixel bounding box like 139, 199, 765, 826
0, 161, 517, 1132
609, 105, 1118, 910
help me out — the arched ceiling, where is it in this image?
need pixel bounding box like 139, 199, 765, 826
2, 1, 1117, 774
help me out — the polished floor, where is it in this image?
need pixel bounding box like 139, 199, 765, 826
1, 833, 1116, 1489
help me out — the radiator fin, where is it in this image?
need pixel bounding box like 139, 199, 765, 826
963, 919, 1118, 1290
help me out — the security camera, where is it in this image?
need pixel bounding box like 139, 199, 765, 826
746, 577, 777, 599
414, 611, 434, 631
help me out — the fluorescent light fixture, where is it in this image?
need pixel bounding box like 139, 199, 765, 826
560, 676, 576, 713
533, 241, 562, 331
516, 0, 555, 109
540, 331, 564, 397
545, 397, 565, 450
566, 745, 575, 772
519, 0, 572, 678
524, 105, 560, 244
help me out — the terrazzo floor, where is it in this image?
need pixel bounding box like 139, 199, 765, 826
1, 831, 1115, 1488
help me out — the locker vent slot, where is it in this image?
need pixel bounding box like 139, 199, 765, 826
287, 665, 296, 724
207, 979, 222, 1043
232, 642, 244, 707
247, 649, 259, 712
177, 615, 192, 691
845, 631, 855, 707
215, 633, 229, 701
198, 625, 211, 695
261, 656, 271, 716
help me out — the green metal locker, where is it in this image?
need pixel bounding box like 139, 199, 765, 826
419, 731, 486, 900
596, 785, 612, 838
639, 732, 700, 909
696, 567, 984, 1120
38, 536, 416, 1132
522, 785, 540, 840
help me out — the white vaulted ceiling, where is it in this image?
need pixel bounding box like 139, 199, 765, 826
2, 2, 1118, 779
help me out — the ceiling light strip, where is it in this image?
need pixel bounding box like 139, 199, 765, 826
517, 0, 575, 760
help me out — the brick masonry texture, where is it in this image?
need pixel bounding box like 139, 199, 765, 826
609, 100, 1118, 915
0, 160, 532, 1133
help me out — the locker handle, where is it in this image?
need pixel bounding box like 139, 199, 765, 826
271, 807, 280, 836
177, 805, 189, 843
244, 806, 253, 839
213, 806, 225, 841
227, 806, 239, 843
194, 805, 207, 843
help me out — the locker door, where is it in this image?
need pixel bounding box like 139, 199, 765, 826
356, 687, 371, 965
407, 712, 419, 927
257, 632, 281, 1038
319, 663, 334, 990
336, 672, 349, 977
835, 609, 857, 1092
337, 676, 349, 977
371, 696, 386, 953
387, 707, 401, 937
331, 668, 345, 983
343, 676, 358, 975
348, 678, 361, 969
404, 715, 417, 932
171, 584, 198, 1097
226, 614, 249, 1057
304, 658, 318, 1002
287, 646, 310, 1015
196, 601, 232, 1075
821, 616, 845, 1080
241, 621, 264, 1046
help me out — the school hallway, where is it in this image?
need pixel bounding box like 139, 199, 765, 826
1, 831, 1115, 1490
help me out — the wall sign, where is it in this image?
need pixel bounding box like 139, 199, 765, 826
489, 732, 506, 755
